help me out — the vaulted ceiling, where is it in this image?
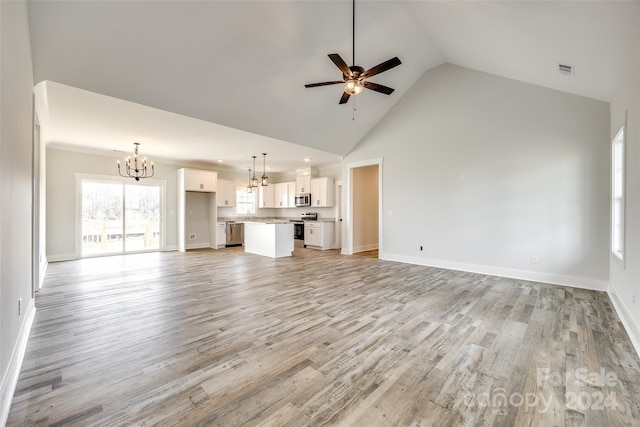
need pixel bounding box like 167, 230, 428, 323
27, 1, 640, 172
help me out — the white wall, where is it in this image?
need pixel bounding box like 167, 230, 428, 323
609, 24, 640, 354
345, 64, 610, 290
0, 0, 36, 422
185, 192, 212, 248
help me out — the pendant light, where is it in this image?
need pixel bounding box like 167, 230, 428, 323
247, 168, 253, 193
251, 156, 258, 188
261, 153, 268, 186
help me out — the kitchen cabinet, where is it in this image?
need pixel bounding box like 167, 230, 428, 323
296, 176, 311, 194
286, 182, 296, 207
216, 222, 227, 248
304, 221, 334, 250
274, 182, 287, 208
274, 181, 296, 208
185, 169, 217, 192
310, 177, 334, 207
259, 184, 275, 208
217, 180, 237, 207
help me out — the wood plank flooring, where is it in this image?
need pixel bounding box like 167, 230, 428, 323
7, 247, 640, 426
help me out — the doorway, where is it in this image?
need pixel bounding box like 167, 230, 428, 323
80, 179, 162, 256
346, 158, 382, 256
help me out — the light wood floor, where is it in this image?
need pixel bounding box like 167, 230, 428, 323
8, 247, 640, 426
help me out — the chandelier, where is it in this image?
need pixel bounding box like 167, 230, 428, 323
117, 142, 154, 181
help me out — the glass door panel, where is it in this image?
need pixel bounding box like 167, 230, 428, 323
125, 185, 160, 252
81, 182, 124, 255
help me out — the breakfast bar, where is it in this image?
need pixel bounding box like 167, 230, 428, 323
243, 221, 294, 258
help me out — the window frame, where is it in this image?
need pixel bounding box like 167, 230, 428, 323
611, 124, 625, 261
235, 186, 256, 216
75, 173, 167, 258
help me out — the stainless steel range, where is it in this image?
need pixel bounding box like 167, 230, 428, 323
290, 212, 318, 247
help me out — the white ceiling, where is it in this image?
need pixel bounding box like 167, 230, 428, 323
27, 0, 640, 172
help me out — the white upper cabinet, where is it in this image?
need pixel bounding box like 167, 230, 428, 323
296, 176, 311, 194
259, 185, 275, 208
274, 181, 296, 208
184, 169, 217, 192
287, 182, 296, 207
217, 180, 237, 207
310, 177, 334, 207
274, 182, 287, 208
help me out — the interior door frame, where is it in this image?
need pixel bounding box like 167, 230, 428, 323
343, 158, 383, 256
75, 173, 167, 258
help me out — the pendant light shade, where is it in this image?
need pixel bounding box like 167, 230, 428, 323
247, 168, 253, 193
261, 153, 268, 186
251, 156, 258, 188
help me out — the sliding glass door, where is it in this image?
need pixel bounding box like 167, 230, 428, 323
81, 179, 161, 256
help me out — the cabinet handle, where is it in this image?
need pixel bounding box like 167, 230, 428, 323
200, 183, 204, 189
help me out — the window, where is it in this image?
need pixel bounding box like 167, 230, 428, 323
612, 126, 625, 260
236, 187, 256, 215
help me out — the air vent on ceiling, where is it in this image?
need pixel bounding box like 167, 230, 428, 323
558, 63, 575, 76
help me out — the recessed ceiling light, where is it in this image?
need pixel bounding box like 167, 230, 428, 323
304, 158, 311, 162
217, 159, 224, 163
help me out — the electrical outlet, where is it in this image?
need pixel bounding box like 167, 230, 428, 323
18, 298, 22, 315
531, 256, 540, 264
419, 245, 423, 251
189, 233, 196, 239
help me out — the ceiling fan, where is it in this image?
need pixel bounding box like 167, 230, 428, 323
304, 0, 402, 105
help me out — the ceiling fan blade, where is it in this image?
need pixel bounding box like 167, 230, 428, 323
329, 53, 353, 77
305, 81, 344, 88
364, 81, 395, 95
339, 92, 351, 104
361, 57, 402, 79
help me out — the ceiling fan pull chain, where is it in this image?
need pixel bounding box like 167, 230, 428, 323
352, 96, 356, 121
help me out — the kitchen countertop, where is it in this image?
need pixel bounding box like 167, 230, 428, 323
219, 217, 335, 223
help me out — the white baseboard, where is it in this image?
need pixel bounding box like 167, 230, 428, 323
353, 244, 378, 253
47, 252, 77, 262
185, 243, 211, 250
379, 252, 609, 292
607, 285, 640, 359
39, 258, 48, 290
0, 298, 36, 426
164, 245, 178, 252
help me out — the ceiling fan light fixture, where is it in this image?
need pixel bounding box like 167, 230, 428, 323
344, 78, 364, 95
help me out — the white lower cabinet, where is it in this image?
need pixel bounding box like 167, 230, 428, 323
304, 222, 334, 250
216, 222, 227, 248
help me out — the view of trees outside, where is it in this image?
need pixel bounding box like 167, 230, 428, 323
82, 181, 160, 255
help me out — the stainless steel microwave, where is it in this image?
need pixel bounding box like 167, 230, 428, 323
295, 193, 311, 207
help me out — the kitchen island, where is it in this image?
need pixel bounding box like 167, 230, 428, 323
243, 221, 294, 258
